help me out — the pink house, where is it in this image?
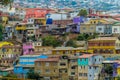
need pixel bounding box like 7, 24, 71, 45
23, 42, 34, 55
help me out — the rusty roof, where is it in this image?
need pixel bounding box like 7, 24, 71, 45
35, 57, 59, 62
78, 54, 96, 58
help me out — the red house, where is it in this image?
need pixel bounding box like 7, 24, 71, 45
25, 8, 55, 19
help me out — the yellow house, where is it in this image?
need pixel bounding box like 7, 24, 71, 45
88, 18, 110, 24
0, 41, 13, 47
2, 16, 8, 26
88, 37, 119, 57
34, 18, 46, 26
52, 47, 93, 55
15, 23, 26, 30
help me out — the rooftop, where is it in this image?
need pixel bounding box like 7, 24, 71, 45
89, 37, 117, 41
78, 54, 96, 58
35, 58, 59, 62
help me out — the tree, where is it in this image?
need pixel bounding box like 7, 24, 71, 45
42, 35, 62, 47
66, 40, 77, 48
27, 69, 40, 80
0, 24, 3, 41
78, 9, 88, 17
4, 73, 17, 78
0, 0, 12, 5
104, 65, 113, 79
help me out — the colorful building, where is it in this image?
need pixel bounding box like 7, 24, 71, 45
25, 8, 54, 19
80, 23, 96, 34
35, 57, 60, 80
78, 54, 103, 80
96, 24, 112, 35
88, 37, 119, 54
112, 22, 120, 35
52, 47, 86, 55
14, 54, 48, 78
23, 42, 34, 55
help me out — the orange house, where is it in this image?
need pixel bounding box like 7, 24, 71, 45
25, 8, 55, 19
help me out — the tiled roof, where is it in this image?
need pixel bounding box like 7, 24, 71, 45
89, 37, 117, 41
35, 58, 59, 62
78, 54, 96, 58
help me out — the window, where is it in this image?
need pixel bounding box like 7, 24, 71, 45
60, 63, 66, 66
98, 28, 102, 31
37, 62, 41, 66
71, 66, 75, 69
71, 72, 75, 75
84, 73, 87, 77
46, 69, 50, 73
83, 27, 86, 30
46, 62, 49, 66
89, 66, 91, 69
114, 28, 117, 32
95, 59, 96, 62
79, 73, 82, 76
84, 58, 87, 61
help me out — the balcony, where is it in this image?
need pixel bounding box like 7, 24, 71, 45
16, 26, 26, 30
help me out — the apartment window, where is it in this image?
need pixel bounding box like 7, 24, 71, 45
71, 66, 75, 69
79, 73, 82, 76
89, 66, 91, 69
98, 28, 102, 31
60, 63, 66, 66
37, 62, 41, 66
84, 58, 87, 61
95, 59, 96, 62
83, 27, 86, 30
114, 28, 117, 32
53, 62, 57, 66
46, 69, 50, 73
71, 72, 75, 76
46, 62, 49, 66
84, 73, 87, 77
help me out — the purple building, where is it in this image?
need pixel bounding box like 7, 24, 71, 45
23, 42, 34, 55
73, 16, 84, 24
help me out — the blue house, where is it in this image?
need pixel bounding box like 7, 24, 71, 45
77, 54, 103, 80
14, 54, 48, 78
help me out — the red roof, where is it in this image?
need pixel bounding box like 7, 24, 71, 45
35, 58, 59, 62
88, 14, 98, 16
78, 54, 96, 58
114, 18, 120, 20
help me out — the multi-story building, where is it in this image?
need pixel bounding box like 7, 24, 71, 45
96, 24, 112, 35
112, 22, 120, 35
14, 54, 48, 78
78, 54, 103, 80
88, 37, 120, 55
35, 57, 60, 80
26, 24, 38, 37
0, 45, 22, 59
25, 8, 54, 19
23, 42, 34, 55
80, 23, 96, 34
52, 47, 86, 55
59, 55, 69, 80
68, 56, 78, 80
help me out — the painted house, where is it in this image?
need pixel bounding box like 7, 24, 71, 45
23, 42, 34, 55
52, 47, 85, 55
14, 54, 48, 78
112, 22, 120, 35
78, 54, 103, 80
80, 23, 96, 34
88, 37, 119, 54
26, 24, 39, 37
66, 23, 80, 33
35, 57, 60, 80
96, 24, 112, 35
